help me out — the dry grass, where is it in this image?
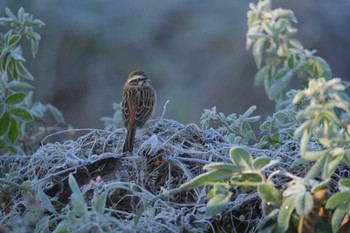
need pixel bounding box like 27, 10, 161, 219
0, 118, 313, 232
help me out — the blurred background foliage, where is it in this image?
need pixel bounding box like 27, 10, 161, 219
1, 0, 350, 129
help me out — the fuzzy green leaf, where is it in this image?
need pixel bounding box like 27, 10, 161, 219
70, 193, 86, 217
94, 191, 107, 214
252, 38, 265, 68
295, 192, 313, 216
252, 157, 270, 170
339, 179, 350, 190
231, 172, 263, 187
180, 169, 234, 191
313, 56, 332, 80
269, 69, 293, 100
303, 150, 327, 161
47, 104, 65, 123
68, 174, 84, 202
300, 128, 311, 155
277, 195, 297, 233
331, 204, 349, 233
38, 188, 57, 214
206, 192, 232, 217
305, 156, 326, 180
229, 147, 253, 169
203, 163, 242, 172
258, 183, 280, 206
326, 192, 350, 209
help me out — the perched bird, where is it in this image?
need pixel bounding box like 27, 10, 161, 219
122, 70, 156, 152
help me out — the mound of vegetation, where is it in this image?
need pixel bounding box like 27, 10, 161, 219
1, 1, 350, 232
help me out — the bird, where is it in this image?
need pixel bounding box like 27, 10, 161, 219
122, 70, 156, 153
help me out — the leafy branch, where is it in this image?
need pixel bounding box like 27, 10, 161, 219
0, 8, 64, 154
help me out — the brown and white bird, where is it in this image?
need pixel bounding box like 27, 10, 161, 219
122, 70, 156, 153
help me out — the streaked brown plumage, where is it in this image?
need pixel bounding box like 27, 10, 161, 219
122, 70, 156, 152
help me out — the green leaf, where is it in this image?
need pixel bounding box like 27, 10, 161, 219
8, 145, 18, 154
16, 62, 34, 80
303, 150, 327, 161
277, 195, 297, 233
327, 155, 344, 179
9, 35, 21, 46
305, 156, 326, 180
269, 69, 293, 100
283, 183, 305, 197
10, 46, 25, 62
339, 179, 350, 189
10, 108, 33, 121
242, 105, 257, 118
313, 56, 332, 79
203, 163, 242, 172
53, 219, 71, 233
7, 80, 34, 90
326, 192, 350, 209
252, 38, 265, 68
295, 192, 313, 216
94, 191, 107, 214
292, 91, 305, 104
5, 8, 17, 20
70, 195, 87, 217
206, 192, 232, 217
11, 59, 19, 80
31, 37, 39, 58
5, 92, 26, 105
68, 174, 84, 202
300, 128, 311, 155
231, 172, 263, 186
331, 204, 348, 233
253, 157, 271, 170
8, 117, 19, 143
1, 52, 11, 70
38, 188, 57, 214
229, 147, 253, 169
0, 112, 10, 136
258, 183, 280, 206
180, 169, 233, 191
47, 104, 65, 123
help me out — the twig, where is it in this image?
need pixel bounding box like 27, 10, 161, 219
161, 100, 170, 119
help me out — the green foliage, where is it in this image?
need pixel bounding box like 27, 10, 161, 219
0, 8, 64, 154
326, 179, 350, 233
101, 102, 123, 131
293, 78, 350, 180
200, 105, 260, 144
53, 174, 110, 233
247, 0, 332, 101
180, 146, 278, 217
258, 90, 302, 149
180, 0, 350, 232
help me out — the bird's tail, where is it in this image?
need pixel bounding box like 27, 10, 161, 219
123, 126, 136, 153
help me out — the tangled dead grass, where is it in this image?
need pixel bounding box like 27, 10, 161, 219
0, 118, 311, 232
